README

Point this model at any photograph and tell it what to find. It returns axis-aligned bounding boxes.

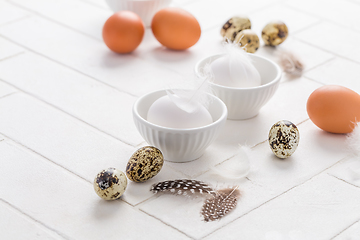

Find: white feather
[345,122,360,180]
[165,71,213,113]
[346,122,360,156]
[211,145,252,179]
[209,40,261,88]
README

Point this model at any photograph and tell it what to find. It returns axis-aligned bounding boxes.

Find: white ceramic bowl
[105,0,172,27]
[133,90,227,162]
[195,54,282,120]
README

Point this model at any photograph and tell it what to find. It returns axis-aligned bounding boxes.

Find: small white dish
[195,54,282,120]
[133,90,227,162]
[105,0,172,27]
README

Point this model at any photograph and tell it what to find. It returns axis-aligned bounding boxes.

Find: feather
[223,38,250,62]
[150,179,216,196]
[211,145,251,179]
[346,122,360,180]
[166,66,213,114]
[204,40,261,88]
[151,179,242,222]
[347,122,360,157]
[201,186,240,222]
[278,50,304,76]
[225,40,261,86]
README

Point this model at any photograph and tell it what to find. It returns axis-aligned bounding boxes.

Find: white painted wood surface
[1,0,360,239]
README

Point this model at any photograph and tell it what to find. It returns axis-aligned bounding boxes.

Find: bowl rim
[194,53,282,91]
[133,89,228,133]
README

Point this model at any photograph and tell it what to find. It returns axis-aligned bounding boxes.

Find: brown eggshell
[102,11,145,54]
[151,8,201,50]
[306,85,360,133]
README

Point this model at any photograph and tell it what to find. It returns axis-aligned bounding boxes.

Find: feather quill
[150,179,216,196]
[201,186,241,222]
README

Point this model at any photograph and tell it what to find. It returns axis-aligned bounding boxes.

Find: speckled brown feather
[151,180,241,222]
[201,187,240,222]
[150,179,216,196]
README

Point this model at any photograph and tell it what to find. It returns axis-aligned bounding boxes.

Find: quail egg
[268,120,299,159]
[126,146,164,182]
[234,29,260,53]
[261,21,288,46]
[94,168,127,200]
[221,16,251,42]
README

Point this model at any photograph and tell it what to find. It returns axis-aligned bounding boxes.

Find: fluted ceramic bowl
[133,90,227,162]
[195,54,282,120]
[105,0,172,27]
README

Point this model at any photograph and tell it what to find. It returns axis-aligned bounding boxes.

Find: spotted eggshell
[268,120,299,159]
[261,21,288,46]
[221,16,251,41]
[234,29,260,53]
[94,168,127,200]
[126,146,164,182]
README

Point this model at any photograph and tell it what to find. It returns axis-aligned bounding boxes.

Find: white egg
[147,95,213,129]
[210,55,261,88]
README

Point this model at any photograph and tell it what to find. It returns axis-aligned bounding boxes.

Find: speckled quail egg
[261,21,288,46]
[268,120,299,159]
[234,29,260,53]
[94,168,127,200]
[221,16,251,42]
[126,146,164,182]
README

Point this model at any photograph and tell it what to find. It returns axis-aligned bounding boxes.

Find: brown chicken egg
[307,85,360,133]
[102,11,145,54]
[151,8,201,50]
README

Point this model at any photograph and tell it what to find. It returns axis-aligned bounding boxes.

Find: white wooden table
[1,0,360,239]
